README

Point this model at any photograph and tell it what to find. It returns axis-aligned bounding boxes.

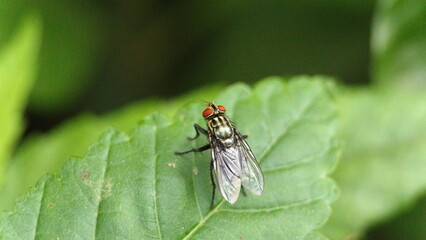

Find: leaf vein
[218,198,319,213]
[94,136,112,239]
[257,94,317,163]
[33,180,47,239]
[152,125,163,240]
[262,144,332,173]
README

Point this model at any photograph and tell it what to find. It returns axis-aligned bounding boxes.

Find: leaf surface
[0,86,220,210]
[0,77,339,239]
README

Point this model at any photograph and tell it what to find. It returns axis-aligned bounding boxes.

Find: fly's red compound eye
[202,107,214,118]
[218,105,226,113]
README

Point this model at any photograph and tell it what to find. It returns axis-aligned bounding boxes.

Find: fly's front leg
[175,124,209,155]
[174,144,211,155]
[187,123,208,140]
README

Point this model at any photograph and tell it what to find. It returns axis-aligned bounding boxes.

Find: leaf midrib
[152,125,163,240]
[33,180,47,239]
[94,134,113,239]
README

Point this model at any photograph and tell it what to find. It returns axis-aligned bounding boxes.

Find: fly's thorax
[208,115,234,147]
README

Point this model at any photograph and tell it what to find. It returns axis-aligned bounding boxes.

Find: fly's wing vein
[236,132,264,195]
[212,139,241,204]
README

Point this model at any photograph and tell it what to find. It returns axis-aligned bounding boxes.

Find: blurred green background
[1,0,374,127]
[0,0,425,239]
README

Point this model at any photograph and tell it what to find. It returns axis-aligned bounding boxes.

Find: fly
[175,102,264,208]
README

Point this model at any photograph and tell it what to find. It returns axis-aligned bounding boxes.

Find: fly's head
[202,102,226,119]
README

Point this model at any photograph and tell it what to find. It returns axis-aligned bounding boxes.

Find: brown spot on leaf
[344,234,360,240]
[80,170,93,187]
[80,170,90,180]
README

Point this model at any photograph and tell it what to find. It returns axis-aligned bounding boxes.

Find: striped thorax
[208,116,234,147]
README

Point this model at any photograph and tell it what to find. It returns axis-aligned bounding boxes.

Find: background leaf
[322,88,426,239]
[0,0,105,114]
[371,0,426,88]
[0,77,339,239]
[0,14,41,185]
[321,0,426,238]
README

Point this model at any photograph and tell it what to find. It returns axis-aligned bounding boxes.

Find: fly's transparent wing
[236,133,264,195]
[212,140,242,204]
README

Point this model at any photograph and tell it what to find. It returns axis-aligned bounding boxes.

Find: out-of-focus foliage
[0,0,105,114]
[371,0,426,88]
[322,88,426,239]
[321,0,426,238]
[29,0,105,113]
[90,0,372,110]
[366,195,426,240]
[181,1,373,86]
[2,0,375,116]
[0,15,41,185]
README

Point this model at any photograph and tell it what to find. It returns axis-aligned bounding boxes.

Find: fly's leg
[210,160,216,209]
[242,135,248,139]
[241,186,247,197]
[188,123,208,140]
[175,124,209,155]
[174,144,211,155]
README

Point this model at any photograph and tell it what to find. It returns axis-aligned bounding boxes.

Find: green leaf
[0,85,221,211]
[371,0,426,88]
[0,14,41,184]
[0,77,339,239]
[322,88,426,239]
